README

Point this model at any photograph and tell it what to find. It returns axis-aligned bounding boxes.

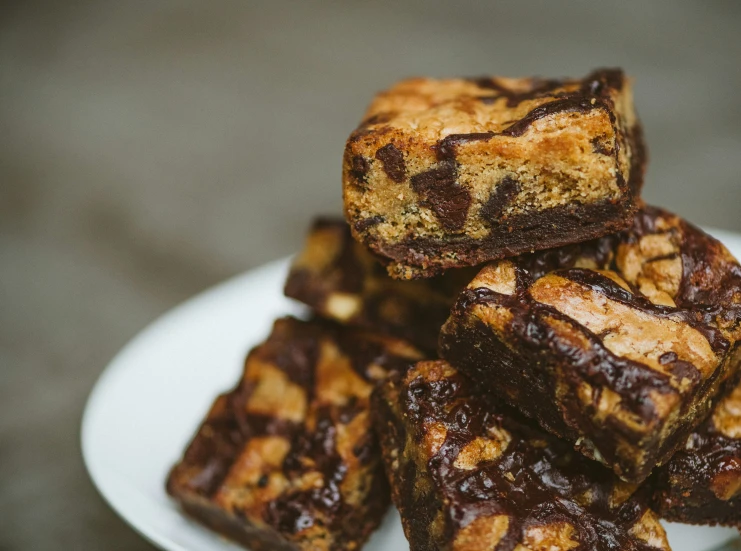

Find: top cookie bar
[344,68,645,279]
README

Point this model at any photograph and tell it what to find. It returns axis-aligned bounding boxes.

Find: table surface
[1,1,740,549]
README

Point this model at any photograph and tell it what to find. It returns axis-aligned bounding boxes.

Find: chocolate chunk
[353,215,383,233]
[343,68,643,278]
[591,135,614,155]
[374,143,406,183]
[480,177,522,222]
[349,155,370,185]
[410,162,471,231]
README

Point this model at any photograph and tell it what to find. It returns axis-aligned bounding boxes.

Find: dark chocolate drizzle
[503,96,609,137]
[406,69,626,235]
[455,285,678,418]
[267,405,347,535]
[470,76,567,107]
[440,205,741,482]
[556,268,729,356]
[168,317,417,550]
[389,364,658,550]
[443,69,623,150]
[470,68,623,108]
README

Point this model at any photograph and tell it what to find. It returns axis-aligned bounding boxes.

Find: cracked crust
[166,317,423,551]
[440,205,741,483]
[284,218,473,351]
[373,360,670,551]
[344,68,645,279]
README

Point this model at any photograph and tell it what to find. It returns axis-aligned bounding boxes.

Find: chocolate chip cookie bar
[373,360,671,550]
[440,205,741,483]
[166,317,422,551]
[284,218,472,351]
[653,376,741,526]
[344,68,645,279]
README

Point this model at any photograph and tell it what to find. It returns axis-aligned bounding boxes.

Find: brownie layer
[285,217,472,351]
[374,199,633,279]
[440,205,741,483]
[373,360,670,550]
[167,317,422,551]
[344,68,645,279]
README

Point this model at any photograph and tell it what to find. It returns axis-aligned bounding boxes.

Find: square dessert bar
[344,68,645,279]
[440,205,741,483]
[167,317,422,551]
[373,360,670,551]
[284,217,473,352]
[653,377,741,526]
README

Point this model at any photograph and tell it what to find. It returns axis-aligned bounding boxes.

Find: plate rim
[81,256,292,551]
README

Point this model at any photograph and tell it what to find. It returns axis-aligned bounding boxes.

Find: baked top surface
[284,217,472,351]
[375,360,670,550]
[343,68,644,278]
[166,316,422,550]
[354,69,632,144]
[440,205,741,481]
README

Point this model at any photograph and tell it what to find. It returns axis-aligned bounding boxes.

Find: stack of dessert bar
[168,69,741,550]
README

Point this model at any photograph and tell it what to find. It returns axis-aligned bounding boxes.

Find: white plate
[83,230,741,551]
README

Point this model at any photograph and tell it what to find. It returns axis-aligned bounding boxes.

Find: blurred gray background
[1,1,740,550]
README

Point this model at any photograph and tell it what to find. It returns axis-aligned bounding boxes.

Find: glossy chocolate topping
[440,205,741,482]
[375,361,666,550]
[454,285,679,419]
[437,69,623,156]
[168,317,422,551]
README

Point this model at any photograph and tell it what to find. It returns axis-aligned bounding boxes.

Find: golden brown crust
[440,205,741,483]
[167,317,423,551]
[373,360,671,551]
[344,69,645,278]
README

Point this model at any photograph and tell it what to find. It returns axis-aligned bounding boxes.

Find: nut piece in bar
[284,217,472,351]
[440,205,741,483]
[344,68,645,279]
[167,316,423,551]
[653,376,741,526]
[373,360,671,551]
